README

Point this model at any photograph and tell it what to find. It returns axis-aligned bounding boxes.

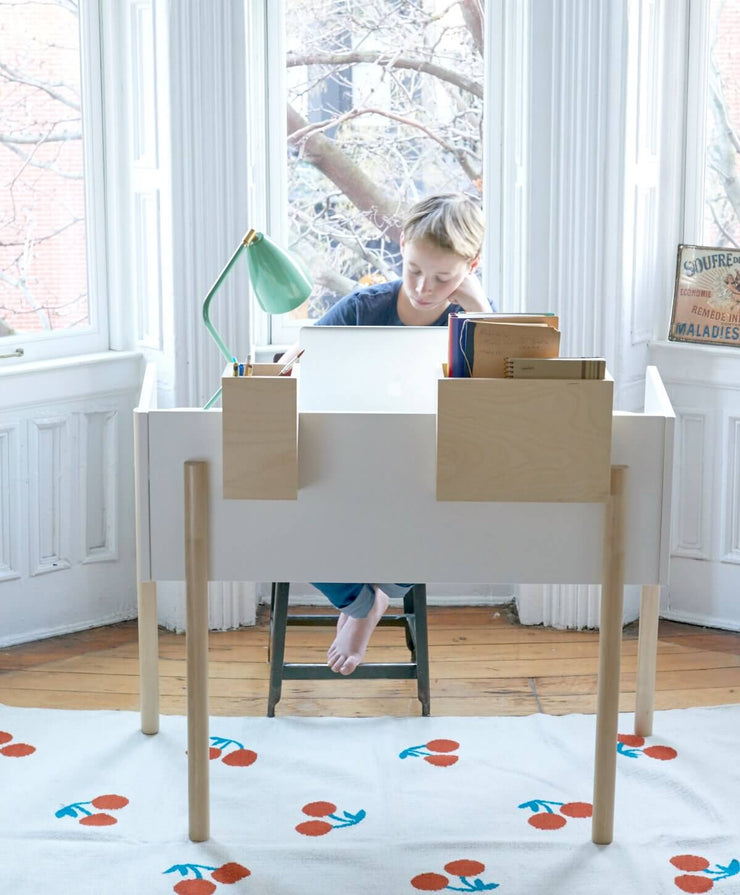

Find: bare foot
[327,587,390,675]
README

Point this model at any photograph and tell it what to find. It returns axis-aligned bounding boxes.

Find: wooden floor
[0,605,738,717]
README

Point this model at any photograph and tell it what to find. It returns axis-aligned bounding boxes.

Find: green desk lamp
[202,228,312,408]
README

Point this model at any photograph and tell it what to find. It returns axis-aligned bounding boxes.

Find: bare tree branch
[0,129,81,144]
[290,105,480,182]
[459,0,484,56]
[287,51,482,98]
[287,103,403,242]
[1,139,83,179]
[0,61,80,112]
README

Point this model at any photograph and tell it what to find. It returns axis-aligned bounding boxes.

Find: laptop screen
[297,325,448,413]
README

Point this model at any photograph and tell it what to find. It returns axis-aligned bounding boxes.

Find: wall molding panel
[722,416,740,564]
[671,410,710,559]
[81,409,119,564]
[0,425,20,582]
[29,416,72,577]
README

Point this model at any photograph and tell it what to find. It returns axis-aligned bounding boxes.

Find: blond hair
[402,193,484,261]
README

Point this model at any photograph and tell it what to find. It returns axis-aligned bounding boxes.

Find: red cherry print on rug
[617,732,678,761]
[295,800,366,836]
[411,872,450,891]
[174,882,216,895]
[674,877,714,894]
[210,862,251,884]
[0,730,36,757]
[518,798,593,830]
[559,801,593,818]
[669,854,740,892]
[529,812,567,830]
[399,738,460,766]
[411,858,499,890]
[207,736,258,767]
[672,857,712,873]
[55,794,129,826]
[164,862,251,893]
[643,745,679,760]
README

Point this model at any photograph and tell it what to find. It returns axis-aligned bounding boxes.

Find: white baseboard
[0,609,139,649]
[659,608,740,633]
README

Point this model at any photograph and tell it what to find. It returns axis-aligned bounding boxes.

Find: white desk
[134,337,674,846]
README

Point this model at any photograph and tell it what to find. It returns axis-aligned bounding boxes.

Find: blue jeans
[311,582,416,618]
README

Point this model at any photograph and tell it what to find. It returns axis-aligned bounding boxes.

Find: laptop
[297,325,448,413]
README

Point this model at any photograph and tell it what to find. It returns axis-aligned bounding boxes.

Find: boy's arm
[449,273,491,312]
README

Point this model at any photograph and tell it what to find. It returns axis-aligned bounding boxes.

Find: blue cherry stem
[616,742,642,758]
[57,800,93,817]
[703,859,740,880]
[328,810,366,828]
[518,799,564,814]
[445,878,499,892]
[210,736,244,750]
[163,863,217,879]
[399,744,430,759]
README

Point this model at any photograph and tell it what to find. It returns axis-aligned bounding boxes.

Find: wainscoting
[0,352,143,646]
[651,341,740,631]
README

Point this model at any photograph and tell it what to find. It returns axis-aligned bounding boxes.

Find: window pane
[283,0,484,324]
[0,0,89,341]
[704,0,740,245]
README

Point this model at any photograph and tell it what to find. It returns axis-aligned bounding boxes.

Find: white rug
[1,703,738,894]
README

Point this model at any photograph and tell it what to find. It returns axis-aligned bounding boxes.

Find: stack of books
[448,312,605,379]
[448,312,561,378]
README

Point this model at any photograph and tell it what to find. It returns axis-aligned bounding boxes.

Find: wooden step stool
[267,582,431,717]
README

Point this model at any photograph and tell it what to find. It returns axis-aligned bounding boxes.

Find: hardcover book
[504,357,606,380]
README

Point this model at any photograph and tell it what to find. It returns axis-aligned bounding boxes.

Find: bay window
[247,0,490,348]
[0,0,109,363]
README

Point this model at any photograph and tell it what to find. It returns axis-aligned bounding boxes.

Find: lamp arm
[201,240,248,362]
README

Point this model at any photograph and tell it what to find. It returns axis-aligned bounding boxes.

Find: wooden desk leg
[185,460,210,842]
[635,584,660,737]
[592,465,627,845]
[137,580,159,735]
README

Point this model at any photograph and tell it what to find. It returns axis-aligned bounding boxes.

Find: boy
[305,193,490,675]
[315,192,489,327]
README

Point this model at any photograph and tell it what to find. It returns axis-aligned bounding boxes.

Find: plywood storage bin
[437,375,614,502]
[222,364,298,500]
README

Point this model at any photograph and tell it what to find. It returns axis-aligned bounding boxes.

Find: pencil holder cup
[221,365,298,500]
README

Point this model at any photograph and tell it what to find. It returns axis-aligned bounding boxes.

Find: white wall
[0,354,142,646]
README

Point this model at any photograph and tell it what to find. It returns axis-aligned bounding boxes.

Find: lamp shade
[246,232,312,314]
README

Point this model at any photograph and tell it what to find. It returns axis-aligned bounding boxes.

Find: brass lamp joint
[242,228,259,247]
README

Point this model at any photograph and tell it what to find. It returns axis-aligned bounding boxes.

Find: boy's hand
[450,273,489,312]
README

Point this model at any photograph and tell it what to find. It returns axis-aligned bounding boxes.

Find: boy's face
[400,236,476,314]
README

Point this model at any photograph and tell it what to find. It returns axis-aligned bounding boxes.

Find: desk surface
[136,366,673,585]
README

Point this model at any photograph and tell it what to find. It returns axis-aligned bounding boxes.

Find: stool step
[278,614,410,628]
[281,662,419,681]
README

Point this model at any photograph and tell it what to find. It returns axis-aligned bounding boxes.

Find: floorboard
[0,607,738,718]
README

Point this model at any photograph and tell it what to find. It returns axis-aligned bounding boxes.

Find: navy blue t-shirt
[315,279,461,327]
